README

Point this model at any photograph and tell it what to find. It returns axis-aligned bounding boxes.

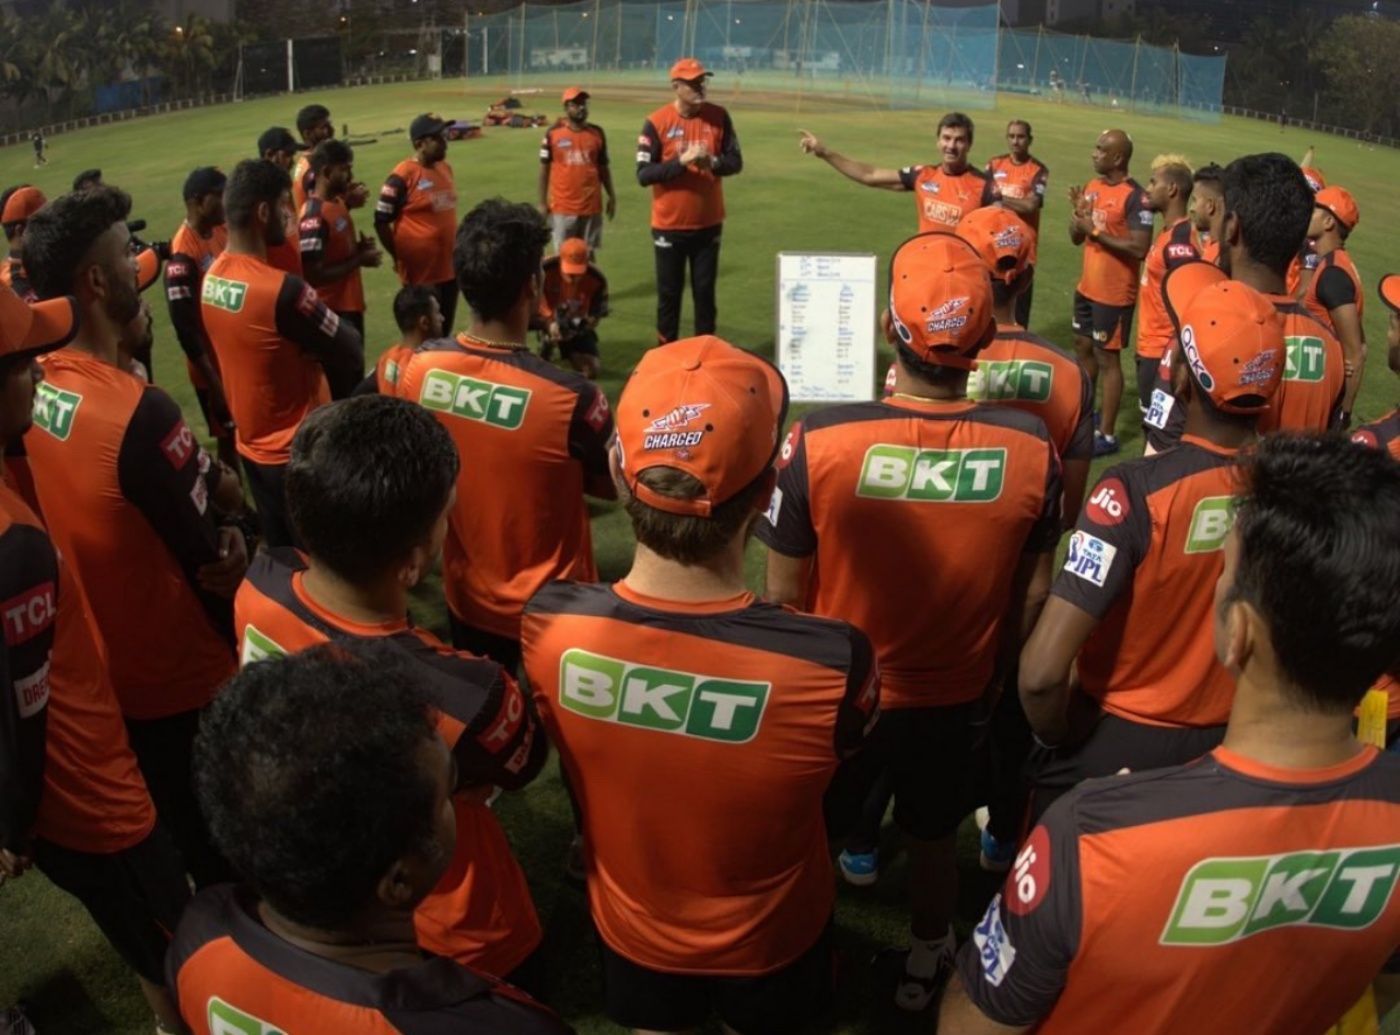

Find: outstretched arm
[798,130,906,190]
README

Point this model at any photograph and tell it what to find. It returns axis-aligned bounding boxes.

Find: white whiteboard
[776,252,878,403]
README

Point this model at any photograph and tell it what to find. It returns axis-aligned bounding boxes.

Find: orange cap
[559,237,589,276]
[957,206,1033,285]
[135,247,162,293]
[1314,185,1359,232]
[1163,261,1284,414]
[1,186,46,225]
[0,282,78,360]
[1379,274,1400,314]
[562,86,589,103]
[616,336,787,517]
[887,231,995,370]
[1301,165,1326,193]
[669,57,711,82]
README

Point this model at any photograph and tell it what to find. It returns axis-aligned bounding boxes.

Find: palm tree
[163,14,217,100]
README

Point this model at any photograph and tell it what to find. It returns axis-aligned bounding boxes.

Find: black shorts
[34,823,191,984]
[559,329,599,359]
[1071,291,1134,352]
[878,702,981,841]
[599,924,833,1034]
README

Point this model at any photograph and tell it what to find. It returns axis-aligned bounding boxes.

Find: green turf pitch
[2,78,1397,1033]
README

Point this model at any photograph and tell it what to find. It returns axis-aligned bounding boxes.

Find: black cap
[409,113,449,141]
[183,166,227,201]
[257,126,308,156]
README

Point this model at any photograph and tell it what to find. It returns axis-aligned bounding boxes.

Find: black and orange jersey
[201,251,359,465]
[291,153,315,212]
[985,153,1048,235]
[168,884,572,1035]
[1077,177,1153,306]
[0,257,35,302]
[637,102,741,231]
[957,746,1400,1034]
[758,398,1060,710]
[972,325,1093,463]
[537,257,609,335]
[1135,218,1200,360]
[1304,247,1364,330]
[397,335,613,640]
[299,195,365,314]
[1144,297,1346,451]
[234,549,547,977]
[523,580,878,975]
[1353,409,1400,462]
[375,158,457,285]
[26,349,235,720]
[374,342,415,396]
[540,120,610,217]
[1052,437,1243,727]
[898,164,996,232]
[1200,236,1220,266]
[0,481,155,856]
[166,221,229,386]
[1287,239,1320,297]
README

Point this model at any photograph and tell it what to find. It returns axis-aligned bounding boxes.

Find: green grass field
[1,76,1397,1033]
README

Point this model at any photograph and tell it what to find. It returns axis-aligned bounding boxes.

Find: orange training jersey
[1077,176,1153,306]
[637,102,741,231]
[168,885,571,1035]
[233,549,548,977]
[971,325,1094,463]
[1304,247,1364,331]
[758,399,1060,709]
[1135,218,1200,360]
[523,580,879,975]
[898,163,996,233]
[985,154,1048,235]
[1053,437,1243,727]
[201,252,341,466]
[375,158,457,285]
[374,342,415,396]
[0,481,155,855]
[959,746,1400,1035]
[298,195,365,314]
[165,221,229,390]
[540,120,609,217]
[26,350,236,719]
[397,335,614,640]
[538,257,609,328]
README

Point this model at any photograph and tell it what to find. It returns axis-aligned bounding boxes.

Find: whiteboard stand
[775,252,879,404]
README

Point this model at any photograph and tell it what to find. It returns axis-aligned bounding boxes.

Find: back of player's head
[195,641,448,929]
[310,138,353,173]
[393,284,438,333]
[1151,154,1193,197]
[287,395,460,584]
[296,103,331,135]
[937,111,974,143]
[1221,153,1312,277]
[23,185,132,300]
[886,231,995,380]
[453,198,550,321]
[72,168,102,192]
[1228,433,1400,712]
[223,159,291,231]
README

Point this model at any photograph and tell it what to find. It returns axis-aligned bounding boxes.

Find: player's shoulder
[388,628,507,694]
[245,546,305,595]
[300,196,325,219]
[644,102,674,125]
[963,164,991,182]
[799,400,897,435]
[985,152,1011,168]
[1046,753,1225,842]
[994,328,1081,370]
[1028,154,1049,174]
[1278,299,1342,345]
[963,399,1054,443]
[525,578,614,619]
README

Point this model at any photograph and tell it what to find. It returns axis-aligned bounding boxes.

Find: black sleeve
[636,121,686,187]
[1127,186,1155,234]
[754,421,818,557]
[834,625,880,757]
[596,126,610,167]
[374,173,408,226]
[980,173,998,206]
[298,206,329,264]
[712,110,743,177]
[164,252,212,363]
[897,166,920,191]
[1066,368,1095,461]
[588,270,610,319]
[1024,443,1063,553]
[0,523,57,853]
[567,382,614,480]
[1315,265,1358,311]
[273,275,364,399]
[350,372,379,396]
[538,131,552,166]
[116,389,234,645]
[1050,466,1148,618]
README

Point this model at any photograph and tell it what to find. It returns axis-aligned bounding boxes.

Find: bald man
[1067,129,1153,456]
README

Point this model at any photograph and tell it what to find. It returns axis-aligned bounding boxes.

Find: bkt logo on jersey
[419,369,532,430]
[202,275,248,313]
[559,649,770,744]
[857,445,1006,503]
[32,382,82,441]
[240,625,288,666]
[207,996,286,1035]
[1185,496,1233,554]
[974,359,1053,402]
[1284,335,1327,382]
[1161,844,1400,946]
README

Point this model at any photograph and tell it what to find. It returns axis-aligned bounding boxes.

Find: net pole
[1129,34,1140,113]
[517,2,526,82]
[1075,33,1087,99]
[1032,25,1042,90]
[591,0,601,79]
[285,38,294,93]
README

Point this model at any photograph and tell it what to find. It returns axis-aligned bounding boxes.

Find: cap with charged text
[887,231,996,369]
[1163,261,1284,414]
[257,127,307,157]
[617,336,788,517]
[0,282,78,360]
[1314,185,1359,233]
[559,237,589,276]
[409,113,450,141]
[1,186,46,226]
[562,87,589,103]
[182,166,227,202]
[957,206,1033,286]
[669,58,711,82]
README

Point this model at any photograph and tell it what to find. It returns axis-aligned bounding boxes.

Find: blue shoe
[979,827,1016,873]
[838,848,879,887]
[1093,430,1120,457]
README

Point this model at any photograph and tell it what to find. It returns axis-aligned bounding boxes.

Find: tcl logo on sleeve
[584,390,611,432]
[2,582,56,646]
[1006,824,1051,916]
[478,686,528,772]
[160,420,196,469]
[1085,477,1129,526]
[1166,243,1196,260]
